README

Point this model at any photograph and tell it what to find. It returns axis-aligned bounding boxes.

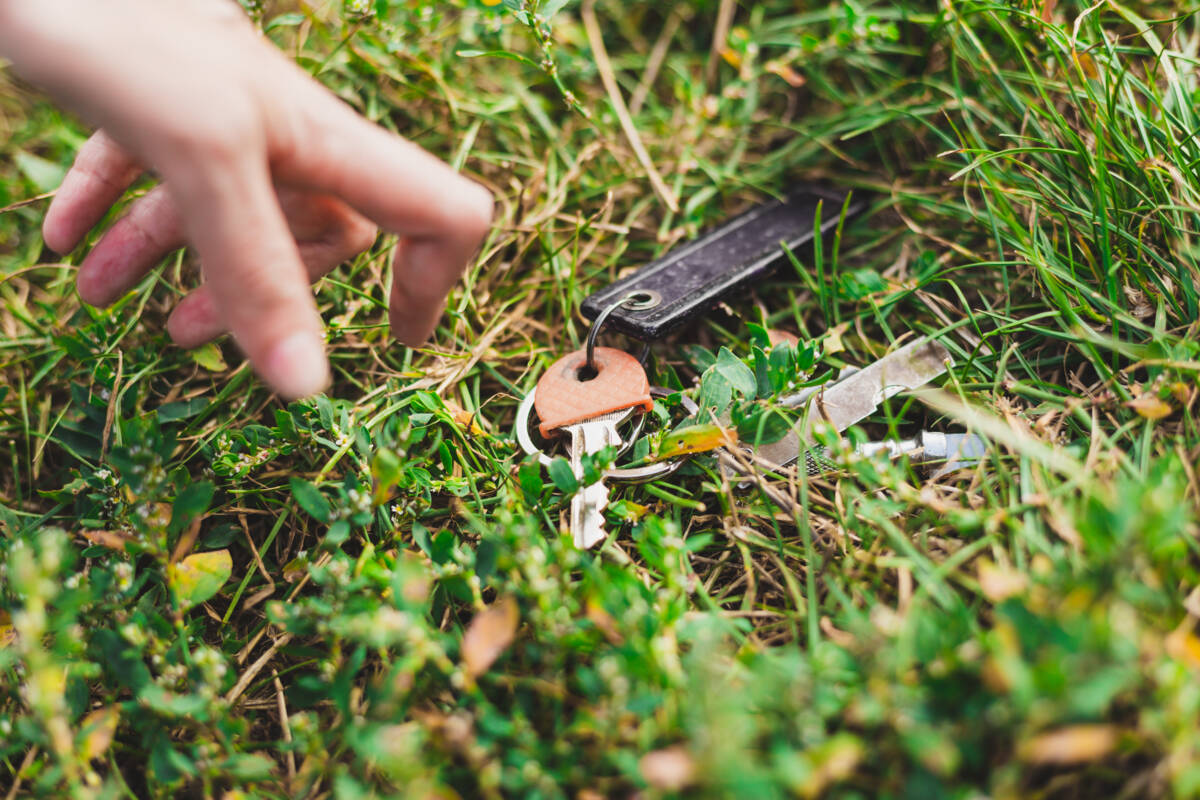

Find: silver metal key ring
[584,291,657,375]
[514,386,698,483]
[514,390,558,470]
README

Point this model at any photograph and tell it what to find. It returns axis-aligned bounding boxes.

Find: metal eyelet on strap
[584,291,656,374]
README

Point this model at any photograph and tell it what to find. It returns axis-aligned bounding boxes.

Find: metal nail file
[753,337,953,468]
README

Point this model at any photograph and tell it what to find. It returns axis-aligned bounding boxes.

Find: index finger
[286,101,493,343]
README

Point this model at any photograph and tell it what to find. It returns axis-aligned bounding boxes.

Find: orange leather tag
[535,347,653,438]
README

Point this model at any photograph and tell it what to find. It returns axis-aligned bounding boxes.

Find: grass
[2,0,1200,796]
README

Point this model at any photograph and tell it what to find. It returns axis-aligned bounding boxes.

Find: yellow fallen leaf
[977,559,1028,602]
[795,734,864,799]
[167,549,233,612]
[79,706,120,761]
[609,500,649,523]
[445,401,485,436]
[823,322,850,356]
[640,746,694,792]
[462,596,518,678]
[656,424,737,460]
[1127,394,1172,420]
[189,342,228,372]
[0,609,14,648]
[1073,50,1099,80]
[1018,724,1119,765]
[1166,626,1200,669]
[1171,382,1192,406]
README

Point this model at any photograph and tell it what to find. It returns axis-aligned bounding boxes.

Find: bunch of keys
[515,186,985,549]
[514,297,698,549]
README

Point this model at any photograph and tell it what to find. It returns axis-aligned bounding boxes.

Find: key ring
[515,386,698,484]
[585,291,657,374]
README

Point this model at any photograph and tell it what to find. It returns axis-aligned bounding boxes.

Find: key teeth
[571,491,610,549]
[575,527,607,549]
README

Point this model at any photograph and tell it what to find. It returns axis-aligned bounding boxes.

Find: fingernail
[265,331,330,399]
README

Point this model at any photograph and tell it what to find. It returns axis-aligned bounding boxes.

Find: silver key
[560,407,634,548]
[532,345,654,548]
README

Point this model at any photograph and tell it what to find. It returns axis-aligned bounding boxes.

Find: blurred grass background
[3,0,1200,797]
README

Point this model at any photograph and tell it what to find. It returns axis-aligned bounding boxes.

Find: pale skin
[0,0,494,399]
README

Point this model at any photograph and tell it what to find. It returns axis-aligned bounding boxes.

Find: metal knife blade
[753,338,953,468]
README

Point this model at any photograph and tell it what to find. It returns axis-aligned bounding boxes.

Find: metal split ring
[515,386,698,484]
[584,291,658,374]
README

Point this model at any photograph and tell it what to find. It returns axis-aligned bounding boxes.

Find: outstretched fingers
[168,192,377,348]
[44,131,142,254]
[80,187,376,311]
[291,102,493,344]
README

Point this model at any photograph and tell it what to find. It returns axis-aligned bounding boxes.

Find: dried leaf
[79,706,120,761]
[1047,507,1084,549]
[1123,284,1153,319]
[445,400,484,435]
[978,559,1028,602]
[167,550,233,612]
[766,328,800,348]
[82,529,134,551]
[1166,627,1200,669]
[1018,725,1119,765]
[462,596,519,678]
[1126,394,1172,420]
[765,59,806,87]
[639,746,694,792]
[412,709,474,750]
[281,556,309,583]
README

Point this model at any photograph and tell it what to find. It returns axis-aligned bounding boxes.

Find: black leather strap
[581,185,867,340]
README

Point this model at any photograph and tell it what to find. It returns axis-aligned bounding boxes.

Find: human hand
[0,0,493,398]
